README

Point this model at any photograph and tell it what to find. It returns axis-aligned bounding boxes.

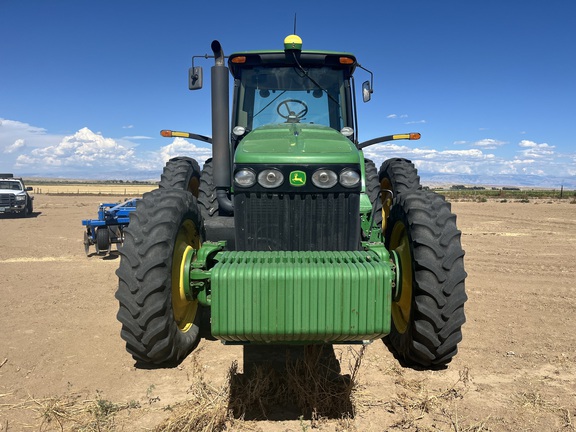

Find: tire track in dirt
[0,256,80,263]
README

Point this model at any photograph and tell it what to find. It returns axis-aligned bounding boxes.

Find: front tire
[384,190,467,368]
[19,203,31,218]
[115,188,204,365]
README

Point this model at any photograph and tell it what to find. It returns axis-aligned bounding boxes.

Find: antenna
[293,13,297,34]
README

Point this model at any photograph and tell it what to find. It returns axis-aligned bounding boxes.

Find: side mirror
[26,187,33,191]
[362,80,372,103]
[189,66,203,90]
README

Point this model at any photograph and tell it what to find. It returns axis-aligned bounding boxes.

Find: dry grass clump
[232,345,364,423]
[153,354,231,432]
[383,367,492,431]
[511,384,575,431]
[16,392,139,431]
[155,345,366,431]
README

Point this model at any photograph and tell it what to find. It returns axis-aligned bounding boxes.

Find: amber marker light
[161,130,192,138]
[172,131,190,138]
[339,56,354,65]
[409,133,421,140]
[231,56,246,64]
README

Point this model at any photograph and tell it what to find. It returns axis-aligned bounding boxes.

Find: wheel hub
[171,220,200,332]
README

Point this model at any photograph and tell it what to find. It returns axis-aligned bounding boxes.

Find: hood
[234,124,360,165]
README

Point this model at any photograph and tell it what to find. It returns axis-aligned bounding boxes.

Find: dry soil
[0,194,575,431]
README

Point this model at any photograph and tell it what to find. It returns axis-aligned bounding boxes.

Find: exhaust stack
[210,40,233,213]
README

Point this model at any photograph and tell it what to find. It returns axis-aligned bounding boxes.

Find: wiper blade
[253,90,286,119]
[291,51,340,106]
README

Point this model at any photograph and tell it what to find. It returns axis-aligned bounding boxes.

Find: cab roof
[228,50,358,79]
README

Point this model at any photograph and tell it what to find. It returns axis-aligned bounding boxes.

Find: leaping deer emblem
[290,171,306,186]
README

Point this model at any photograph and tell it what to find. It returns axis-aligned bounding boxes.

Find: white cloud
[159,138,212,165]
[15,127,136,169]
[4,139,25,153]
[0,120,215,179]
[517,140,555,158]
[405,120,426,125]
[0,118,61,151]
[472,138,507,149]
[122,135,153,140]
[387,114,397,119]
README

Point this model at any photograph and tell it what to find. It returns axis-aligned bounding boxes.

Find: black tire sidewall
[378,158,421,196]
[116,188,204,365]
[158,157,201,196]
[96,227,110,253]
[384,190,467,368]
[364,158,383,230]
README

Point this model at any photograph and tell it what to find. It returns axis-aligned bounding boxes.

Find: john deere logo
[289,170,306,186]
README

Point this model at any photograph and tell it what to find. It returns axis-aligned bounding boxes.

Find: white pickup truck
[0,174,34,217]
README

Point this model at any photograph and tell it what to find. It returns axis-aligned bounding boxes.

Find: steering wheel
[277,99,308,123]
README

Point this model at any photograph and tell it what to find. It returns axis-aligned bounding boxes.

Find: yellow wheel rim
[380,178,393,232]
[390,221,413,334]
[171,219,200,332]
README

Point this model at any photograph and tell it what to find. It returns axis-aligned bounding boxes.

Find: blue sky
[1,0,575,187]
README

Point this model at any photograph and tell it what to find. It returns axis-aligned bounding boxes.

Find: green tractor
[115,35,467,369]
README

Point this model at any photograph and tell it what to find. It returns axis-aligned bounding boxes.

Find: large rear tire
[384,190,467,368]
[115,188,204,365]
[379,158,421,232]
[378,158,421,195]
[158,157,201,196]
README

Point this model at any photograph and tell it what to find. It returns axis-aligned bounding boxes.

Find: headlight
[15,194,26,201]
[312,169,338,189]
[258,169,284,188]
[234,168,256,187]
[340,126,354,137]
[339,169,361,188]
[232,126,246,137]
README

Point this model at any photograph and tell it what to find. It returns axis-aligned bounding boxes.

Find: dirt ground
[1,194,575,431]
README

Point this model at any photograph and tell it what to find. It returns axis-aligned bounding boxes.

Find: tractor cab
[228,35,358,144]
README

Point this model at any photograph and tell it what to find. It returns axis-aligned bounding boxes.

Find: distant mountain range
[419,173,576,190]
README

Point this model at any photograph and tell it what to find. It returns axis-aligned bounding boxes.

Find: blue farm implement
[82,198,139,256]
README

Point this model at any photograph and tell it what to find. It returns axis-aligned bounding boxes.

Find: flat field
[0,193,575,431]
[26,183,157,196]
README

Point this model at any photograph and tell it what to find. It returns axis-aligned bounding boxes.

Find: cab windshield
[234,66,349,131]
[0,181,22,191]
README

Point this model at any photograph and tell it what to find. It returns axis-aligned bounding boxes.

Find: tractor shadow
[228,344,356,421]
[84,250,120,260]
[380,338,449,371]
[0,211,42,219]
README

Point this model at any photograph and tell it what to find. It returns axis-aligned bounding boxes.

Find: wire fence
[30,184,157,196]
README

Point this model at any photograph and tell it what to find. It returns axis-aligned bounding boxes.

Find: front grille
[0,194,15,206]
[234,192,360,251]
